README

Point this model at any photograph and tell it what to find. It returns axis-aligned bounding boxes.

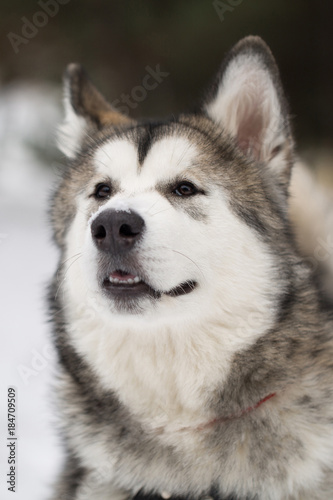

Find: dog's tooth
[109,277,119,284]
[109,275,142,285]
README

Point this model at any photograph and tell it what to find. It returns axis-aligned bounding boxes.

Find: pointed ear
[203,36,294,187]
[58,63,132,158]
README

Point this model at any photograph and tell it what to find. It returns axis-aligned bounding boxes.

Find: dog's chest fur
[64,292,275,432]
[57,353,333,500]
[55,272,333,500]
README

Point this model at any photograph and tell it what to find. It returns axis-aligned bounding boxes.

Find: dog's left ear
[203,36,293,188]
[58,64,132,158]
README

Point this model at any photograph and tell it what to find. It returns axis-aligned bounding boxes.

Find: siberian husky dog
[49,36,333,500]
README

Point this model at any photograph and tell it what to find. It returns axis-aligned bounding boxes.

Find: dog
[49,36,333,500]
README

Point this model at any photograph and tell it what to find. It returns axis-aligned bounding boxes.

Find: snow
[113,198,132,213]
[0,83,64,499]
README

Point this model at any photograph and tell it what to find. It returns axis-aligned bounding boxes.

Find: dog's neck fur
[52,254,331,431]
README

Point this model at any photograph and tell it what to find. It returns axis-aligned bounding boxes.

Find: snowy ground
[0,84,64,499]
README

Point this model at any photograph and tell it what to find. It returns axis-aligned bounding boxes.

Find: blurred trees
[1,0,333,148]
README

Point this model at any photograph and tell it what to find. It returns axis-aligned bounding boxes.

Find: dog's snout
[91,209,145,254]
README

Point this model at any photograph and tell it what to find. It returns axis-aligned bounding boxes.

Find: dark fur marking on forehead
[137,119,178,166]
[137,123,154,165]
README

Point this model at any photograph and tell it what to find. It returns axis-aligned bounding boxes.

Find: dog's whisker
[94,157,114,171]
[150,207,173,217]
[56,252,82,283]
[146,198,161,215]
[55,254,83,300]
[61,252,82,267]
[169,248,205,279]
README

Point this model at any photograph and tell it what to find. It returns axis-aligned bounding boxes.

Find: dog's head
[52,36,294,329]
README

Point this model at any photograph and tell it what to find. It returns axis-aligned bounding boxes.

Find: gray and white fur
[49,36,333,500]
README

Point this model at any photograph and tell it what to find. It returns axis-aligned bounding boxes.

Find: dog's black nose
[91,209,145,254]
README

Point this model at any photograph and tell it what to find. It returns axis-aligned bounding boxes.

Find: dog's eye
[173,182,198,197]
[94,183,111,199]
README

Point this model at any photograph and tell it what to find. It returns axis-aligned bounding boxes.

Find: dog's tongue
[110,270,137,280]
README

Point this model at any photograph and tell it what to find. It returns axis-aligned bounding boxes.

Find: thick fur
[49,37,333,500]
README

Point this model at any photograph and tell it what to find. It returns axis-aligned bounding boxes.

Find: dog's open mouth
[102,269,197,300]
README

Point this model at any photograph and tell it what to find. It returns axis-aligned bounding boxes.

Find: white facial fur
[59,135,281,433]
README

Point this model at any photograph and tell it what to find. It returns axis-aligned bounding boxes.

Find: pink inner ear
[236,97,265,161]
[205,58,285,165]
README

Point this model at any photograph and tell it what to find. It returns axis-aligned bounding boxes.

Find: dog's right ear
[58,64,132,158]
[202,36,294,190]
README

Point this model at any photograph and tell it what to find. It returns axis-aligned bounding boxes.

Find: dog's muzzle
[90,208,197,311]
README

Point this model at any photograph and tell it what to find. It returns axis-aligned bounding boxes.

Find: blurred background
[1,0,333,145]
[0,1,332,499]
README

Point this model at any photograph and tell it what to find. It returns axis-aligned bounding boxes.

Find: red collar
[154,393,276,435]
[195,392,276,431]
